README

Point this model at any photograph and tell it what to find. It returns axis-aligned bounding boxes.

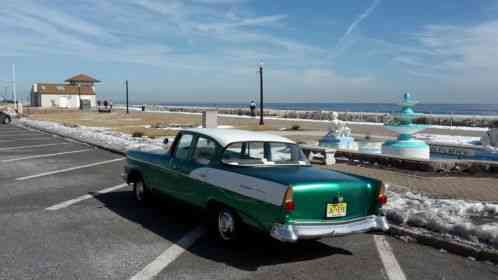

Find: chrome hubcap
[135,182,144,201]
[218,211,235,240]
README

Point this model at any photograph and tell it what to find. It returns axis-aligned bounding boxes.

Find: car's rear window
[222,141,308,166]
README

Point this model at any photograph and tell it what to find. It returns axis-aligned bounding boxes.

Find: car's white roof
[183,128,295,147]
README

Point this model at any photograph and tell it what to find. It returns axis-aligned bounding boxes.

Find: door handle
[199,173,207,178]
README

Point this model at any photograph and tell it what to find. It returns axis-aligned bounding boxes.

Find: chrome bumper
[270,215,389,242]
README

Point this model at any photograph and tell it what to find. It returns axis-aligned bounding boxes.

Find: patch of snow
[18,118,167,153]
[415,133,482,146]
[484,146,498,152]
[384,191,498,249]
[156,127,183,131]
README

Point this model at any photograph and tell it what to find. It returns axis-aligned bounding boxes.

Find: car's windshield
[222,141,308,166]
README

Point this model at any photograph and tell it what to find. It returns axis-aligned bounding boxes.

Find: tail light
[377,182,388,205]
[283,186,295,212]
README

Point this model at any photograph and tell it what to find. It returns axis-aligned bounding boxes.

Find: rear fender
[206,198,272,232]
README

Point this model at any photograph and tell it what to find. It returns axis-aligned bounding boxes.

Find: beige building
[31,74,100,108]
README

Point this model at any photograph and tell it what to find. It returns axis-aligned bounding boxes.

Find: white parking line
[16,158,125,181]
[2,149,93,163]
[129,226,206,280]
[0,137,55,142]
[46,183,128,210]
[0,142,70,151]
[374,235,407,280]
[0,133,45,137]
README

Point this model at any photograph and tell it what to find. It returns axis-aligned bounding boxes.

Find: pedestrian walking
[250,100,256,117]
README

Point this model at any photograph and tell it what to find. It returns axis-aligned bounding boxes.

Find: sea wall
[139,105,498,128]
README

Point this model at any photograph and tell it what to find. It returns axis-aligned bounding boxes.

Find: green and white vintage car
[123,128,389,242]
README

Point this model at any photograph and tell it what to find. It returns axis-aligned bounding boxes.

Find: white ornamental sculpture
[319,112,357,150]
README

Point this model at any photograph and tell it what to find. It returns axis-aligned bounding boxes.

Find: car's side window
[247,142,265,159]
[269,143,292,162]
[223,143,242,162]
[222,142,267,164]
[192,136,217,165]
[174,134,194,160]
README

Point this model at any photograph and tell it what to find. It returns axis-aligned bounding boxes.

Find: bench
[300,145,336,165]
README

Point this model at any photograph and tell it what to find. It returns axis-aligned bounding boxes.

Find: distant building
[31,74,101,108]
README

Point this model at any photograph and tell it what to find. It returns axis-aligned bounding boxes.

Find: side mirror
[163,138,169,145]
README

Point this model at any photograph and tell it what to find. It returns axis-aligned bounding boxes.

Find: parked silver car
[0,111,12,124]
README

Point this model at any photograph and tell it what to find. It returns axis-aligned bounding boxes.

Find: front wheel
[132,179,149,205]
[2,117,11,124]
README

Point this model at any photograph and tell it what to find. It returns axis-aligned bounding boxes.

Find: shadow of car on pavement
[93,189,353,271]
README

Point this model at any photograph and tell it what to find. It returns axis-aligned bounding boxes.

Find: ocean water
[157,102,498,116]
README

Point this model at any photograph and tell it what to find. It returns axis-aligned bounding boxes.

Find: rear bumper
[270,215,389,242]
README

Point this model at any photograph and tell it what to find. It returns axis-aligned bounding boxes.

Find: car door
[182,135,219,206]
[158,132,195,200]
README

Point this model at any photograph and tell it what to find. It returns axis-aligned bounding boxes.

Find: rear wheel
[2,116,11,124]
[215,207,240,242]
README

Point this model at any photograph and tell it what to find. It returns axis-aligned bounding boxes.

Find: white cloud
[1,0,379,102]
[393,20,498,79]
[2,0,116,42]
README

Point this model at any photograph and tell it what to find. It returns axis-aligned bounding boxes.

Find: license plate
[326,203,347,218]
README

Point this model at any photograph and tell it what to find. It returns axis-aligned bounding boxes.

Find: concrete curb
[388,224,498,264]
[14,121,127,156]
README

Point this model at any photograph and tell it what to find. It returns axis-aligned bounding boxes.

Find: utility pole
[258,62,264,125]
[125,80,129,114]
[78,84,81,110]
[12,64,17,110]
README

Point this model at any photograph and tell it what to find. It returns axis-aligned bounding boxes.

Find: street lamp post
[125,80,129,114]
[12,64,16,110]
[258,62,264,125]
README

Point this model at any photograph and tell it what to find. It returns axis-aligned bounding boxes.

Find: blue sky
[1,0,498,104]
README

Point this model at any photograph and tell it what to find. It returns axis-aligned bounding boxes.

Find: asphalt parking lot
[0,124,497,280]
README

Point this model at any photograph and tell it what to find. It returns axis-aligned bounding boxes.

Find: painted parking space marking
[0,130,33,133]
[0,133,46,136]
[0,137,55,142]
[374,235,407,280]
[0,135,47,139]
[63,137,90,145]
[46,183,128,210]
[0,142,70,151]
[129,226,206,280]
[16,157,125,181]
[2,149,93,163]
[0,130,47,134]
